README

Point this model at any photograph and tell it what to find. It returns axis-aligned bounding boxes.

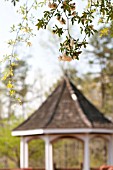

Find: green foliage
[53,138,83,168]
[4,0,113,62]
[35,0,112,61]
[86,24,113,115]
[36,0,98,61]
[2,1,37,103]
[90,137,108,167]
[29,140,45,168]
[2,58,30,107]
[0,116,24,168]
[2,0,113,99]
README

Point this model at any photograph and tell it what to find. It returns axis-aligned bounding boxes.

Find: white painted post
[20,137,24,168]
[50,143,53,170]
[83,135,90,170]
[108,135,113,165]
[20,137,29,168]
[24,139,28,168]
[45,136,53,170]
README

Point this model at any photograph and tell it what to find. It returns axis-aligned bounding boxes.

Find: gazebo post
[108,135,113,164]
[44,136,53,170]
[50,142,53,170]
[83,135,90,170]
[20,136,29,168]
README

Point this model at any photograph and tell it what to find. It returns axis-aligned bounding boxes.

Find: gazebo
[12,76,113,170]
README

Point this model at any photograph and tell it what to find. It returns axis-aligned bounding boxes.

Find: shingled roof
[13,77,113,133]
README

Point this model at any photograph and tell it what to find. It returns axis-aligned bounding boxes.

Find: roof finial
[63,69,68,79]
[64,73,77,100]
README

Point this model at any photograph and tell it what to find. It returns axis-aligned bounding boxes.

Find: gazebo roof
[12,77,113,136]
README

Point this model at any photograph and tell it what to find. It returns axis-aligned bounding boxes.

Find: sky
[0,0,96,89]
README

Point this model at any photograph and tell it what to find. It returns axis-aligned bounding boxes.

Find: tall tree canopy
[2,0,113,100]
[86,25,113,116]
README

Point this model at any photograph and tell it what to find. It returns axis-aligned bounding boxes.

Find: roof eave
[12,129,44,136]
[12,128,113,136]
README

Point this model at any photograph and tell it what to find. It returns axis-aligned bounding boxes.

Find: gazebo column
[83,135,90,170]
[44,136,53,170]
[108,135,113,164]
[20,136,29,168]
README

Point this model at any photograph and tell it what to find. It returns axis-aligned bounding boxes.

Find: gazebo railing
[0,169,88,170]
[2,166,113,170]
[0,169,100,170]
[55,168,99,170]
[56,168,81,170]
[0,168,100,170]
